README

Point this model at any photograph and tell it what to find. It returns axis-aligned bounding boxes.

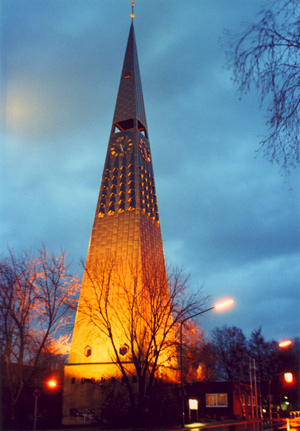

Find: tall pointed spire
[113,22,148,133]
[62,18,170,426]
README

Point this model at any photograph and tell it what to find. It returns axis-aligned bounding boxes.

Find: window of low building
[206,393,228,407]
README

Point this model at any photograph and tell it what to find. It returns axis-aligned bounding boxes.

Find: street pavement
[13,417,300,431]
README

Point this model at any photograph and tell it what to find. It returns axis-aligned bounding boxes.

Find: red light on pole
[47,379,57,388]
[284,373,293,383]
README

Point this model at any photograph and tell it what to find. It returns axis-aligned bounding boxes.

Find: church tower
[62,17,172,426]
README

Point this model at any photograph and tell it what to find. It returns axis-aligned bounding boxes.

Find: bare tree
[212,325,249,418]
[225,0,300,172]
[248,327,280,412]
[78,256,209,423]
[181,320,206,383]
[181,321,218,383]
[0,247,80,426]
[211,325,248,382]
[248,327,279,381]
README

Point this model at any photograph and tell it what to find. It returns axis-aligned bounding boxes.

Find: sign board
[33,389,41,398]
[189,399,198,410]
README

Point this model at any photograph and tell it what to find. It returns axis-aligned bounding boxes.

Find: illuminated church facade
[62,17,175,425]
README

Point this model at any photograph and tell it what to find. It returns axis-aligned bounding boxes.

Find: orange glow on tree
[0,246,81,424]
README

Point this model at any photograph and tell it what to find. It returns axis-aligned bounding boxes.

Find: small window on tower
[119,344,129,356]
[138,120,148,139]
[119,201,125,212]
[129,201,135,210]
[114,118,134,132]
[84,346,92,357]
[128,166,134,175]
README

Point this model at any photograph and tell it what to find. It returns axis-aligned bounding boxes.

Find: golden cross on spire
[130,0,135,19]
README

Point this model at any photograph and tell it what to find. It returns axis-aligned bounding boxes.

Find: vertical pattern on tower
[68,21,166,366]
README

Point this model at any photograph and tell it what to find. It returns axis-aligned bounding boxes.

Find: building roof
[112,22,148,132]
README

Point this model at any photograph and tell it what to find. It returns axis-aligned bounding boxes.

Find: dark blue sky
[1,0,300,344]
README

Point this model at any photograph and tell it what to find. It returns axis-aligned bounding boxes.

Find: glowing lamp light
[279,340,292,348]
[284,373,293,383]
[215,299,234,310]
[47,380,57,388]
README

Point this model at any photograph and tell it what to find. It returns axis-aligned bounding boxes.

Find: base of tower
[62,362,134,426]
[62,361,180,426]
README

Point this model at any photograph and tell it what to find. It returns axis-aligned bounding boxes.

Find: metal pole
[249,357,254,419]
[180,322,185,428]
[33,395,38,431]
[254,359,258,418]
[268,379,272,422]
[180,306,215,427]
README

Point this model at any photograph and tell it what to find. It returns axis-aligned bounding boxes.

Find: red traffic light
[284,373,293,383]
[47,379,57,388]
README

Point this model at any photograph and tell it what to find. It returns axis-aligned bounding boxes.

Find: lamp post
[33,389,41,431]
[268,372,293,421]
[180,299,233,427]
[279,339,300,411]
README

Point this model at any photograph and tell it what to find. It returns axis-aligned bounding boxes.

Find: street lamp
[268,339,297,421]
[180,299,233,427]
[278,339,300,411]
[47,379,57,389]
[268,372,294,421]
[279,340,292,348]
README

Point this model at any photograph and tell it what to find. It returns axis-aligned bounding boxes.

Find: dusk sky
[1,0,300,345]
